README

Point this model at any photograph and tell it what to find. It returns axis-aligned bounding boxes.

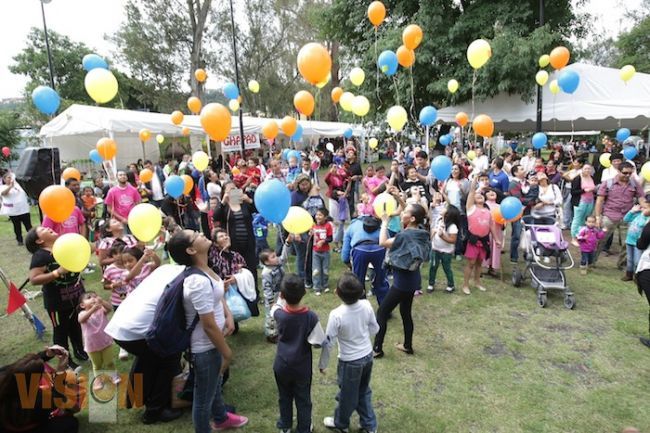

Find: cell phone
[229,188,243,205]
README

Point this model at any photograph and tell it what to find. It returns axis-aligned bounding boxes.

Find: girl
[356,192,373,217]
[483,188,504,278]
[97,218,139,267]
[120,247,161,292]
[102,242,128,310]
[428,205,460,293]
[324,164,350,252]
[78,292,119,390]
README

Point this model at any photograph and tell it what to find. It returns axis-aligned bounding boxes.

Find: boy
[319,272,379,433]
[271,274,325,433]
[260,244,290,343]
[252,212,270,266]
[312,208,334,295]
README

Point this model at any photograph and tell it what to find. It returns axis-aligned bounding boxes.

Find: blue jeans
[581,251,595,266]
[274,371,312,433]
[510,219,522,262]
[334,353,377,432]
[291,234,309,282]
[627,244,642,273]
[351,244,389,304]
[192,349,227,433]
[312,251,330,292]
[571,201,594,238]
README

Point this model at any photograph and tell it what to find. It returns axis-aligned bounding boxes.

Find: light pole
[228,0,246,158]
[535,0,544,156]
[39,0,56,90]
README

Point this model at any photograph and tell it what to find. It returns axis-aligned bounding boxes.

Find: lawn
[0,206,649,433]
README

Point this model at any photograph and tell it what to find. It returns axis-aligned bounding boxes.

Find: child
[120,247,161,292]
[319,272,379,433]
[81,186,98,220]
[576,215,605,275]
[429,192,447,225]
[302,184,326,219]
[428,205,460,293]
[78,292,119,390]
[260,244,290,343]
[271,274,325,433]
[623,202,650,280]
[483,188,504,278]
[286,156,300,185]
[252,212,270,264]
[356,192,373,217]
[312,208,333,295]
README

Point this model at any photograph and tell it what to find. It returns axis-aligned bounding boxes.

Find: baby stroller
[512,216,576,309]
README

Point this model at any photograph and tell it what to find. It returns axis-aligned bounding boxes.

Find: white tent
[437,63,650,133]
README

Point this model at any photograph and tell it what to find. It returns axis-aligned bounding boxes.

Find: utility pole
[536,0,544,157]
[228,0,246,158]
[40,0,56,90]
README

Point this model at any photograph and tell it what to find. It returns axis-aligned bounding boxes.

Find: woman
[440,164,469,256]
[1,172,32,245]
[206,170,222,203]
[561,158,582,229]
[570,163,596,243]
[167,230,248,432]
[97,218,139,267]
[26,227,87,369]
[289,174,313,286]
[531,172,562,222]
[324,164,350,252]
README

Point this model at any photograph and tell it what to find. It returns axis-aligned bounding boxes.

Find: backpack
[145,267,207,358]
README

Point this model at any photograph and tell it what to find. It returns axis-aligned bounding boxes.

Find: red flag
[7,281,26,314]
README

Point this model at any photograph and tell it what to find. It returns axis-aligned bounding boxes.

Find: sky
[0,0,643,100]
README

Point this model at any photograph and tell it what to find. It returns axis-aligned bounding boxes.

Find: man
[520,148,536,174]
[42,178,87,238]
[144,160,166,208]
[104,170,141,225]
[163,159,176,177]
[414,150,430,183]
[488,157,510,195]
[601,153,623,183]
[508,164,528,264]
[472,148,489,174]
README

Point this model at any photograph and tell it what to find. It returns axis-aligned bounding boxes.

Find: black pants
[9,212,32,243]
[200,212,211,237]
[114,339,181,412]
[274,371,312,433]
[637,270,650,334]
[30,415,79,433]
[48,307,83,355]
[373,287,415,353]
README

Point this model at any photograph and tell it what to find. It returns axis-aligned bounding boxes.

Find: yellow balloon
[352,95,370,117]
[282,206,314,234]
[620,65,636,83]
[549,80,560,95]
[535,70,549,86]
[368,138,378,149]
[350,67,365,87]
[316,73,331,89]
[387,105,408,131]
[339,92,355,112]
[52,233,91,273]
[466,39,492,69]
[467,150,477,161]
[128,203,163,242]
[248,79,260,93]
[228,99,240,112]
[192,151,209,171]
[156,134,165,144]
[373,193,397,216]
[84,69,119,104]
[538,54,550,68]
[447,79,459,94]
[599,153,611,169]
[641,162,650,182]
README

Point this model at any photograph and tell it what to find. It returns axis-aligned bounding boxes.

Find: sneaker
[119,347,129,360]
[640,337,650,349]
[305,284,313,289]
[323,416,349,433]
[92,377,104,392]
[315,291,322,296]
[73,347,89,362]
[111,373,121,385]
[324,288,330,293]
[67,359,83,374]
[445,286,455,293]
[365,275,370,281]
[360,428,378,433]
[414,290,423,296]
[279,429,291,433]
[213,412,249,430]
[426,285,434,293]
[83,268,95,274]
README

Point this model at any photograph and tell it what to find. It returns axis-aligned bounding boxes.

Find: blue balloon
[343,127,353,139]
[288,150,302,163]
[31,86,60,115]
[165,175,185,199]
[82,54,108,71]
[419,106,438,126]
[623,145,638,160]
[439,134,452,146]
[254,179,291,223]
[430,155,453,181]
[89,149,103,164]
[282,148,291,161]
[377,50,398,77]
[291,124,304,141]
[223,83,239,100]
[532,132,548,150]
[616,128,631,142]
[500,196,523,220]
[558,70,580,94]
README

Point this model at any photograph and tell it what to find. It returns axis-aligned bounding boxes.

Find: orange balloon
[331,87,343,103]
[139,128,151,142]
[182,126,191,136]
[187,96,202,114]
[402,24,423,50]
[62,167,80,181]
[171,110,184,125]
[139,169,153,183]
[182,175,194,195]
[455,112,469,127]
[549,46,570,70]
[96,137,117,160]
[194,68,207,83]
[39,185,75,223]
[294,90,315,116]
[491,206,506,225]
[367,1,386,27]
[473,114,494,137]
[262,121,279,140]
[297,43,331,85]
[396,45,415,68]
[200,103,231,142]
[280,116,298,136]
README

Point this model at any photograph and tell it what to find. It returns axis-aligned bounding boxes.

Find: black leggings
[9,212,32,243]
[373,287,415,353]
[637,270,650,334]
[48,307,83,355]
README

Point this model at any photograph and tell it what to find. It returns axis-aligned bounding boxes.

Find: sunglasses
[189,231,201,246]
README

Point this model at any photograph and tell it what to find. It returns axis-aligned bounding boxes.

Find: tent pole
[535,0,544,158]
[206,134,212,159]
[425,125,430,156]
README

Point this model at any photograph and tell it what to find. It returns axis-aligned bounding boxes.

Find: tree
[0,112,22,157]
[615,15,650,73]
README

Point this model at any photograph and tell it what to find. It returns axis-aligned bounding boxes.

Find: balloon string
[409,67,416,121]
[552,93,557,132]
[316,87,321,121]
[570,97,575,144]
[374,27,382,108]
[392,76,400,106]
[470,70,477,143]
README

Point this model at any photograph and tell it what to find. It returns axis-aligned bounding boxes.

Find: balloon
[616,128,631,142]
[599,153,611,169]
[89,150,102,164]
[288,150,302,163]
[246,80,259,94]
[52,233,90,273]
[368,138,378,149]
[62,167,81,181]
[538,54,550,68]
[281,149,291,161]
[84,68,118,104]
[223,83,239,100]
[297,43,332,85]
[447,79,459,94]
[373,193,397,216]
[620,65,636,83]
[641,162,650,182]
[558,69,580,94]
[326,142,334,152]
[282,206,314,234]
[430,155,453,181]
[254,179,291,223]
[387,106,408,131]
[535,70,549,86]
[316,73,331,89]
[350,67,365,86]
[396,45,415,68]
[455,111,469,127]
[491,207,506,225]
[293,90,315,116]
[156,134,165,144]
[473,114,494,137]
[96,137,116,160]
[82,54,108,71]
[377,50,398,76]
[440,134,453,146]
[187,96,202,114]
[623,146,638,160]
[352,95,370,117]
[367,1,386,27]
[127,203,162,242]
[532,132,548,149]
[291,124,304,141]
[194,69,207,83]
[165,175,185,199]
[171,110,184,125]
[339,92,355,112]
[500,196,524,220]
[228,99,240,112]
[39,185,75,223]
[1,147,9,157]
[139,168,153,183]
[402,24,423,50]
[419,106,437,126]
[200,103,231,141]
[182,127,191,136]
[343,128,353,139]
[549,46,570,69]
[262,121,279,140]
[192,151,209,171]
[467,150,476,161]
[549,79,560,95]
[139,128,151,142]
[331,87,343,103]
[182,175,194,195]
[467,39,492,69]
[280,116,298,136]
[31,86,60,115]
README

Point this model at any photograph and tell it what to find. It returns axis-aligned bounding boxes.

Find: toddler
[311,208,333,295]
[260,245,290,343]
[576,215,605,275]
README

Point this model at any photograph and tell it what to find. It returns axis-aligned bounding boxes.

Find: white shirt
[151,170,164,201]
[0,179,30,216]
[320,299,379,364]
[601,167,619,183]
[432,222,458,254]
[207,182,222,200]
[520,155,536,173]
[472,155,489,174]
[183,273,225,354]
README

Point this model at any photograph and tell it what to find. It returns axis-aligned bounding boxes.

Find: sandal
[478,285,487,292]
[395,343,414,355]
[373,350,384,359]
[462,287,471,295]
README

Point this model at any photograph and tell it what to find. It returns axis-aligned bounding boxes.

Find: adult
[545,159,563,186]
[143,160,166,208]
[570,163,596,243]
[324,164,350,252]
[163,159,177,177]
[488,157,509,195]
[472,148,489,174]
[562,159,583,230]
[26,227,87,369]
[97,217,139,267]
[345,148,363,217]
[289,174,313,287]
[388,159,404,188]
[519,148,536,174]
[440,164,470,256]
[414,150,430,184]
[531,172,562,221]
[635,221,650,348]
[301,158,319,186]
[600,153,623,183]
[1,172,32,245]
[507,164,530,263]
[104,170,141,225]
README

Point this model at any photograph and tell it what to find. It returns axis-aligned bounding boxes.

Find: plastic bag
[225,287,251,322]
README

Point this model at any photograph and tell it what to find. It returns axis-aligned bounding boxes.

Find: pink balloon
[2,147,10,157]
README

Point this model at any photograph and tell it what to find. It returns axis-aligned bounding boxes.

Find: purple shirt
[105,184,141,219]
[598,176,644,222]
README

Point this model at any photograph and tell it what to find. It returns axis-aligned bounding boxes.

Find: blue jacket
[386,228,431,271]
[341,217,380,264]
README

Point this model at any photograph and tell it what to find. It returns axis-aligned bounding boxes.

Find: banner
[221,134,260,153]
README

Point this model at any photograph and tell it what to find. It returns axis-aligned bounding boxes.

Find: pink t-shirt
[366,175,388,202]
[580,176,595,204]
[42,207,85,235]
[467,205,491,237]
[103,264,129,306]
[105,184,141,219]
[125,262,154,292]
[79,308,113,353]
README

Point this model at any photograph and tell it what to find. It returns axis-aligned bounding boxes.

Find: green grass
[1,207,649,432]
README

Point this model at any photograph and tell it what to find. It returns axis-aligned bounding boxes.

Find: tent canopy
[437,63,650,133]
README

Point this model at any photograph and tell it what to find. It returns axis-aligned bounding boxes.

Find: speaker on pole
[14,147,61,200]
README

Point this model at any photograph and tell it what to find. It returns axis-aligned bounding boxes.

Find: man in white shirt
[472,147,489,174]
[144,160,165,207]
[519,148,536,174]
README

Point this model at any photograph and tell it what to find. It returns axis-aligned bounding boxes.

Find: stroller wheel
[537,293,547,308]
[512,269,523,287]
[564,295,576,310]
